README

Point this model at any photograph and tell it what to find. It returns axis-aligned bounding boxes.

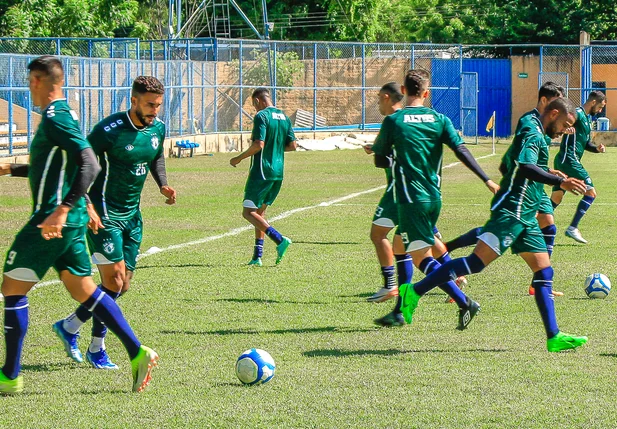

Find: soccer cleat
[565,227,588,244]
[374,311,405,327]
[547,332,588,352]
[457,299,480,331]
[131,345,159,392]
[529,286,564,297]
[445,276,468,303]
[399,283,421,324]
[275,237,292,265]
[248,258,262,267]
[367,286,399,303]
[0,371,23,395]
[86,348,119,370]
[52,320,83,363]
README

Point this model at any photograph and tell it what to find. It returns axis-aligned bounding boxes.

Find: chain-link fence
[1,38,616,156]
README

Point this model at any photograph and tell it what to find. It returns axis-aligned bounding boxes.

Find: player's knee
[242,208,255,220]
[105,271,125,294]
[370,227,386,244]
[587,188,597,198]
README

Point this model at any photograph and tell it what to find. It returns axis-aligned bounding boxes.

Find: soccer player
[230,88,297,266]
[53,76,176,370]
[0,56,158,394]
[550,91,607,244]
[371,70,499,328]
[364,82,410,304]
[396,97,590,352]
[443,82,566,296]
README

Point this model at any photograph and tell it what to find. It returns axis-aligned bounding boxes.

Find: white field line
[5,153,496,298]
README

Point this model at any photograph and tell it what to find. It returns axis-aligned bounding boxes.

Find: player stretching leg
[551,91,607,244]
[230,88,297,266]
[397,98,589,352]
[442,83,567,296]
[0,57,157,394]
[372,70,499,328]
[54,76,176,370]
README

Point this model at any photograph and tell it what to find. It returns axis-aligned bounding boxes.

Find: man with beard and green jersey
[397,97,590,352]
[551,90,607,244]
[54,76,176,370]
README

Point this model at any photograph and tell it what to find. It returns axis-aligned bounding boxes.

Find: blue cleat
[52,320,83,363]
[86,348,119,370]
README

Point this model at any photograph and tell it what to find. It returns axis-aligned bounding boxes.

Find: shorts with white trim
[3,224,91,282]
[243,178,283,209]
[87,212,142,272]
[372,187,397,228]
[478,209,547,255]
[397,200,440,252]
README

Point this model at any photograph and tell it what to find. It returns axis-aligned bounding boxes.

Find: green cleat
[399,283,421,324]
[0,371,23,395]
[248,258,262,267]
[275,237,292,265]
[131,345,159,393]
[547,332,588,352]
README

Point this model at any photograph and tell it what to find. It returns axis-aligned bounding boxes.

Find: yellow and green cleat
[248,258,263,267]
[131,345,159,392]
[399,283,421,324]
[0,371,23,395]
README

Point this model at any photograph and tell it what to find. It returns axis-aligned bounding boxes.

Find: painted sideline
[5,153,496,298]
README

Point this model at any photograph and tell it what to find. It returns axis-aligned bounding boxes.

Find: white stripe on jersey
[35,146,59,214]
[491,163,519,211]
[101,153,110,219]
[56,150,67,205]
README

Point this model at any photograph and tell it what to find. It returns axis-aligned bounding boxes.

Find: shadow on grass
[303,348,508,358]
[80,389,129,395]
[216,297,331,305]
[22,362,76,372]
[137,263,222,270]
[599,353,617,358]
[339,292,374,299]
[161,326,374,336]
[292,240,361,245]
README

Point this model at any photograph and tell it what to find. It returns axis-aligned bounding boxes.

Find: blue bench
[175,140,200,158]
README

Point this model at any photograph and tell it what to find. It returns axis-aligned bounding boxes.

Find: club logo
[125,144,134,151]
[103,239,115,254]
[151,135,160,150]
[502,235,513,248]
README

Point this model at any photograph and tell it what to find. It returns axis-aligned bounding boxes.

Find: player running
[0,56,158,394]
[550,90,607,244]
[396,97,590,352]
[53,76,176,370]
[230,88,297,266]
[371,70,499,328]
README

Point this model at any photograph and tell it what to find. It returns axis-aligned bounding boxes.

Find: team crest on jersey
[502,235,513,248]
[125,144,134,151]
[151,135,160,150]
[103,239,115,254]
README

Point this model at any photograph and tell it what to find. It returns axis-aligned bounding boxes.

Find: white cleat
[367,286,399,303]
[445,276,468,303]
[565,227,588,244]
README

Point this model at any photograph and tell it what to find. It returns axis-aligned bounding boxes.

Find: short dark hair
[404,69,430,97]
[538,82,564,101]
[27,55,64,84]
[587,90,606,104]
[132,76,164,96]
[545,97,576,117]
[252,87,271,100]
[380,82,403,103]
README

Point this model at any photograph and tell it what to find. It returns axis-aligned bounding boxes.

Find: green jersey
[249,107,295,181]
[501,109,552,169]
[372,105,464,204]
[27,99,90,228]
[490,114,549,225]
[88,111,166,221]
[555,107,591,167]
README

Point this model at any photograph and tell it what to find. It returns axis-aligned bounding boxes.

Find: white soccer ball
[584,273,611,299]
[235,348,276,385]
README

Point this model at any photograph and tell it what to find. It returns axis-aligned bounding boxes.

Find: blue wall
[431,58,512,137]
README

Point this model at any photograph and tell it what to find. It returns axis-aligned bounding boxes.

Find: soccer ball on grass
[235,348,276,385]
[584,273,611,299]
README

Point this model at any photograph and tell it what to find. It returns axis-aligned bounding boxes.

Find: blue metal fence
[1,38,616,156]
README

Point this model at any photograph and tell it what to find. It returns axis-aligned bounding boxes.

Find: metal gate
[461,72,478,143]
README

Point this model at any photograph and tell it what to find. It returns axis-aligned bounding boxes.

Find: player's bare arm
[230,140,264,167]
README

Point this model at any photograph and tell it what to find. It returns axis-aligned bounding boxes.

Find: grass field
[2,144,617,428]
